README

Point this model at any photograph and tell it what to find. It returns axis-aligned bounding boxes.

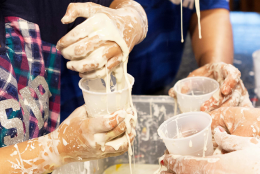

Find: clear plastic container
[158,112,214,157]
[253,50,260,98]
[78,74,134,117]
[174,77,219,113]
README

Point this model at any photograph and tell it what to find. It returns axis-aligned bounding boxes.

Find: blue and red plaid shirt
[0,0,113,147]
[0,17,61,147]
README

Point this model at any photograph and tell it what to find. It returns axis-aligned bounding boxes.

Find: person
[0,0,146,173]
[160,107,260,174]
[55,0,256,173]
[60,0,250,122]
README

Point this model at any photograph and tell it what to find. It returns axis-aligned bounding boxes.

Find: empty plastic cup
[79,74,134,118]
[174,77,219,113]
[158,112,214,157]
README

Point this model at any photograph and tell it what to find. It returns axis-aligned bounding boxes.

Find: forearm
[0,134,62,174]
[190,9,233,66]
[110,0,148,44]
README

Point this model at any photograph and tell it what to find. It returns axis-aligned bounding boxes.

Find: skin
[169,9,239,111]
[56,0,147,78]
[160,107,260,174]
[190,9,233,66]
[0,106,135,174]
[169,62,253,112]
[0,1,144,173]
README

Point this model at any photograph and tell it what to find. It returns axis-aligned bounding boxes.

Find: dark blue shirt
[60,0,229,122]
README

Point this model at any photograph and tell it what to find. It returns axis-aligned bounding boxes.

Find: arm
[189,9,234,66]
[0,135,60,174]
[168,10,247,111]
[0,106,134,174]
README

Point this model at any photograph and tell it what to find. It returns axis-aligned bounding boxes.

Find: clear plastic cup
[78,74,134,118]
[158,112,213,157]
[253,50,260,98]
[174,77,219,113]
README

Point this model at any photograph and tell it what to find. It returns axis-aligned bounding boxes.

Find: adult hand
[169,62,253,112]
[160,127,260,174]
[53,105,135,163]
[57,1,148,79]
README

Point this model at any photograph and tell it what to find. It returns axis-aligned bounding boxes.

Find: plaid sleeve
[0,17,60,147]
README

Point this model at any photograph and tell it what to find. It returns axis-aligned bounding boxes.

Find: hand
[169,62,253,112]
[53,105,135,163]
[57,1,148,79]
[160,127,260,174]
[210,107,260,138]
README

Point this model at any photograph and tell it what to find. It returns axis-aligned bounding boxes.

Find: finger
[209,107,230,131]
[61,35,103,60]
[57,13,108,50]
[66,42,122,73]
[67,47,106,73]
[61,2,104,24]
[104,130,135,153]
[162,154,219,174]
[213,146,224,155]
[105,121,127,142]
[79,66,107,79]
[102,150,126,159]
[214,127,260,152]
[221,80,252,108]
[107,55,121,70]
[90,110,128,133]
[220,85,242,107]
[220,64,241,95]
[187,65,212,78]
[168,87,176,98]
[201,89,225,112]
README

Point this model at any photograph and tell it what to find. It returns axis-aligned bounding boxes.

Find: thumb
[214,126,260,152]
[61,2,104,24]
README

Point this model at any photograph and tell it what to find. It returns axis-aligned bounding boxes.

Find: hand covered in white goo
[53,105,136,163]
[57,1,148,79]
[169,62,253,112]
[160,126,260,174]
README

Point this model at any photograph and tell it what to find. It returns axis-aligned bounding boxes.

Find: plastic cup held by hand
[158,112,214,157]
[79,74,134,118]
[174,77,219,113]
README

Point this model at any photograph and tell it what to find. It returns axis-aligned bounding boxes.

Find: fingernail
[218,126,225,132]
[214,126,225,134]
[221,85,231,95]
[160,160,164,165]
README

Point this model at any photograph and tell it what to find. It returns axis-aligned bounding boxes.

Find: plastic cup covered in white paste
[79,74,134,118]
[158,112,214,157]
[174,77,219,113]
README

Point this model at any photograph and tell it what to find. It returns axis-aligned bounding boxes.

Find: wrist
[110,0,148,44]
[44,131,65,169]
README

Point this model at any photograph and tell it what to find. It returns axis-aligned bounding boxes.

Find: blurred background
[229,0,260,12]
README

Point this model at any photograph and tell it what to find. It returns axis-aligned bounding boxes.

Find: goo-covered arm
[0,106,135,174]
